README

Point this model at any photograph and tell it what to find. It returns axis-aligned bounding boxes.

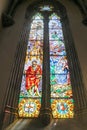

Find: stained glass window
[18,13,43,118]
[49,13,74,118]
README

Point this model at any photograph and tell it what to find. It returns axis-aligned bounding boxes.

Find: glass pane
[50,41,66,55]
[20,74,42,97]
[50,74,71,86]
[31,20,43,29]
[49,13,74,119]
[50,56,69,74]
[18,13,43,118]
[50,76,72,98]
[49,20,62,29]
[32,13,43,20]
[51,99,74,118]
[29,29,43,40]
[27,41,43,55]
[49,13,60,20]
[24,56,43,71]
[49,29,63,41]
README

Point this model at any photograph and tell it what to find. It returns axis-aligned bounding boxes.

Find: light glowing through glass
[49,13,74,118]
[18,13,43,118]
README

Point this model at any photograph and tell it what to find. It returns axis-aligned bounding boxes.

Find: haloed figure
[25,60,42,96]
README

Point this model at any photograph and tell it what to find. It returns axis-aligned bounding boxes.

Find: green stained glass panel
[40,5,53,11]
[51,79,72,98]
[49,29,63,41]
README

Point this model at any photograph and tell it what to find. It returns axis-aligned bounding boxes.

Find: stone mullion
[40,13,52,125]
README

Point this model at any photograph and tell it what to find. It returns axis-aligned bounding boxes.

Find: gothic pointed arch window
[18,5,74,119]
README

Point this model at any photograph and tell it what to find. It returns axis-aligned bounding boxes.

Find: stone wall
[0,0,9,29]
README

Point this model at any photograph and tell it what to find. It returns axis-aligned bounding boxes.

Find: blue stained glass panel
[50,41,66,55]
[50,74,71,86]
[49,20,62,29]
[50,56,69,74]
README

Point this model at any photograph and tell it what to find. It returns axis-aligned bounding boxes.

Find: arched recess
[2,0,87,128]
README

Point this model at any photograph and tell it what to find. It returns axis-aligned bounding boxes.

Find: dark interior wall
[0,0,8,16]
[0,1,30,126]
[83,0,87,6]
[60,0,87,91]
[0,0,22,29]
[0,0,10,29]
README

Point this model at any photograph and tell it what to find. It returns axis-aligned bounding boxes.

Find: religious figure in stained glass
[25,60,42,97]
[18,13,43,118]
[18,11,74,119]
